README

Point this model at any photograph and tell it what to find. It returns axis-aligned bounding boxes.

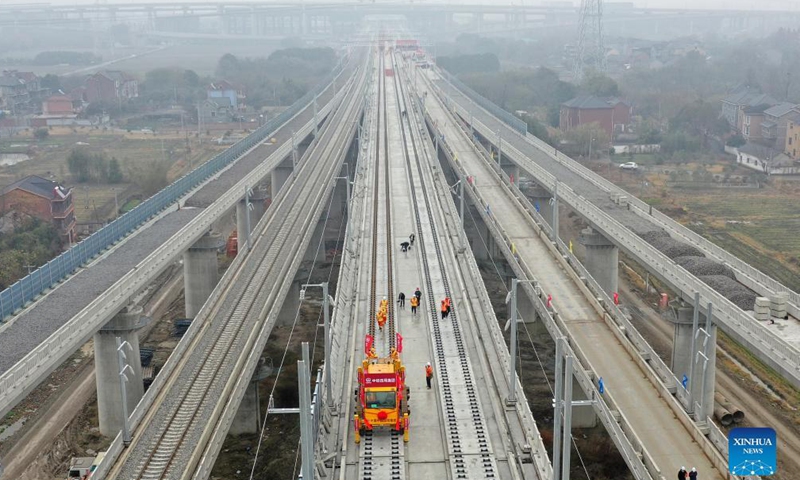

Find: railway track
[391,52,498,479]
[103,58,367,480]
[358,48,404,480]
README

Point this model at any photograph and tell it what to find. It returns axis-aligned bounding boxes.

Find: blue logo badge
[729,427,776,476]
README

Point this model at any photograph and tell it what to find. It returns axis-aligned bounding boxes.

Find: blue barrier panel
[438,68,528,135]
[0,59,347,320]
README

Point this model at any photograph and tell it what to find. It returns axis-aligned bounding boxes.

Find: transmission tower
[573,0,607,82]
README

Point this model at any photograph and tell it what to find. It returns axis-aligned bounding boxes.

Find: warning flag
[365,335,374,353]
[396,333,404,353]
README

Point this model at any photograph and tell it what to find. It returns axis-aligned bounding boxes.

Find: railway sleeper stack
[770,292,789,319]
[753,297,771,321]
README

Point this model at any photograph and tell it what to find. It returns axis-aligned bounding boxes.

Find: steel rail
[95,58,368,480]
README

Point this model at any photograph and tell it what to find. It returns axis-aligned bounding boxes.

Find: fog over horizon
[5,0,800,12]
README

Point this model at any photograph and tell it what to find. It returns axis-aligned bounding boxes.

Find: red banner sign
[364,373,396,387]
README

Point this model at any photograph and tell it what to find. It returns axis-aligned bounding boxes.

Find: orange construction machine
[354,336,410,443]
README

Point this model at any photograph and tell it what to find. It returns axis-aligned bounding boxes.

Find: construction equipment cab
[354,355,410,443]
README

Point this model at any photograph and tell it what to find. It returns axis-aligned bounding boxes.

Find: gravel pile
[646,235,706,259]
[186,63,355,208]
[0,208,201,374]
[674,256,736,279]
[698,275,757,311]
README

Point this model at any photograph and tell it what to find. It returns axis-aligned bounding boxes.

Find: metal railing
[0,70,355,422]
[433,70,800,389]
[428,116,660,480]
[521,131,800,319]
[91,67,363,480]
[0,58,347,321]
[438,64,799,319]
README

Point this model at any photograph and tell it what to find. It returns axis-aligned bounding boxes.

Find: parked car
[619,162,638,170]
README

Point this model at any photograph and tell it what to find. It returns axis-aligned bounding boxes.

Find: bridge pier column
[578,227,618,296]
[95,306,145,437]
[500,161,519,185]
[229,375,261,435]
[278,280,302,326]
[183,231,222,318]
[668,302,694,381]
[250,185,269,227]
[527,185,552,227]
[271,157,294,199]
[236,198,251,253]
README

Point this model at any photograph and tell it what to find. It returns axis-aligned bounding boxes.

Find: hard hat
[426,362,431,366]
[691,468,696,472]
[383,296,387,300]
[681,467,685,470]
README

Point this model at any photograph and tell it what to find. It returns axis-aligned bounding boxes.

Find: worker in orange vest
[410,295,419,315]
[440,299,448,319]
[444,297,452,317]
[425,362,433,389]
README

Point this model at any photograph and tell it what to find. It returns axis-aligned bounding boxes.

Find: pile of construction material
[674,256,736,279]
[714,392,745,426]
[697,275,757,311]
[640,230,705,259]
[770,292,788,319]
[754,297,771,321]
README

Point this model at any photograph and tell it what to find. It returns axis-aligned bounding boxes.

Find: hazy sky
[5,0,799,11]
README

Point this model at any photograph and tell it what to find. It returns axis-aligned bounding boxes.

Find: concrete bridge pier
[271,157,294,199]
[183,231,222,318]
[669,302,695,381]
[251,185,270,224]
[230,379,260,434]
[578,227,619,296]
[527,185,552,227]
[500,160,519,185]
[95,306,146,437]
[277,280,302,326]
[669,301,717,420]
[236,198,251,253]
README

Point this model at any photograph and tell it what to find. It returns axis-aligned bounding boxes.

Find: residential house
[42,95,74,116]
[720,87,777,130]
[0,175,76,243]
[559,95,631,140]
[760,102,799,149]
[207,80,245,110]
[84,70,138,104]
[786,113,800,161]
[0,70,48,115]
[30,94,79,128]
[199,97,234,124]
[736,142,800,175]
[740,104,771,142]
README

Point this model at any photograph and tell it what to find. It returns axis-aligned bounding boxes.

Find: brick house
[0,175,76,243]
[84,70,138,104]
[559,95,631,140]
[42,95,75,115]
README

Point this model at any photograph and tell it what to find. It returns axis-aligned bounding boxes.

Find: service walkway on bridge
[419,69,725,480]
